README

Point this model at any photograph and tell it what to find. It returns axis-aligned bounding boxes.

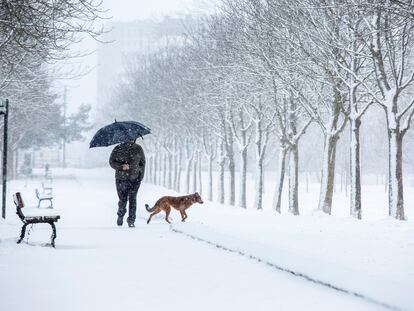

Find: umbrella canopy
[89,121,151,148]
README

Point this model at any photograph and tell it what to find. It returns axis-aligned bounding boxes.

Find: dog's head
[192,192,204,204]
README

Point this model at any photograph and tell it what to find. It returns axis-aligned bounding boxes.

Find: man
[109,139,145,227]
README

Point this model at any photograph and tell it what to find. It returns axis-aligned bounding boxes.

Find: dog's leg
[147,209,161,224]
[180,210,185,222]
[165,207,171,224]
[183,210,188,221]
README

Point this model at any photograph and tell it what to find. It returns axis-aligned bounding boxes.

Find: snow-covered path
[0,169,395,310]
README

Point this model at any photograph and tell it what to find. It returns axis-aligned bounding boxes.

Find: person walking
[109,139,145,227]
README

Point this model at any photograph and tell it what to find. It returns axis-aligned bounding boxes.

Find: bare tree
[361,1,414,220]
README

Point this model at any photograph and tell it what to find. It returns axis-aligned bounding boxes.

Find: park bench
[44,173,53,183]
[35,188,53,208]
[41,181,53,195]
[14,192,60,247]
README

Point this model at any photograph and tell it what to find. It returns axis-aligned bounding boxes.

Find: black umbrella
[89,120,151,148]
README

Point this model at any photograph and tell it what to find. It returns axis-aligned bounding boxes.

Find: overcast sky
[103,0,202,21]
[61,0,216,113]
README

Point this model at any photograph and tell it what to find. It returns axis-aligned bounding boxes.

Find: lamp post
[0,99,9,219]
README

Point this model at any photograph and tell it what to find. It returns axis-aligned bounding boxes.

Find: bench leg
[17,223,28,244]
[49,222,57,248]
[37,200,41,208]
[39,198,53,209]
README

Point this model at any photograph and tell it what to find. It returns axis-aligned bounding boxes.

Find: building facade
[97,16,195,106]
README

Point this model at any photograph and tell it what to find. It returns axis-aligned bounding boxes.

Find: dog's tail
[145,204,156,212]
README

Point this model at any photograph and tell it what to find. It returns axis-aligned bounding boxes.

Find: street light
[0,99,9,219]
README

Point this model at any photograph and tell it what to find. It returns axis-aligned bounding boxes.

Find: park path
[0,168,386,311]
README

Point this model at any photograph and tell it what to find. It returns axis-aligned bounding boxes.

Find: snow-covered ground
[0,168,413,311]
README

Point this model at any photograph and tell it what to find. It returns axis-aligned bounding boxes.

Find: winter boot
[117,215,123,226]
[128,222,135,228]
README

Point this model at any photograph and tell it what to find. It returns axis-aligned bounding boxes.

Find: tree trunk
[185,156,192,194]
[228,151,235,206]
[350,118,362,219]
[217,141,225,204]
[254,159,264,210]
[253,117,265,211]
[172,140,178,190]
[167,152,172,189]
[192,152,197,193]
[288,145,299,215]
[160,153,164,186]
[238,147,247,208]
[272,144,287,213]
[318,134,339,214]
[172,152,177,190]
[176,149,182,192]
[224,123,235,206]
[197,152,202,195]
[388,129,405,220]
[154,152,159,185]
[208,155,213,201]
[162,153,167,188]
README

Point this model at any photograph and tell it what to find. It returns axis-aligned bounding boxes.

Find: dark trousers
[116,179,141,224]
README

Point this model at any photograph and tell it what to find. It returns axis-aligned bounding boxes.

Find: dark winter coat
[109,143,145,181]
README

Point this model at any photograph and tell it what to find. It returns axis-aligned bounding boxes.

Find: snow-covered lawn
[0,168,412,311]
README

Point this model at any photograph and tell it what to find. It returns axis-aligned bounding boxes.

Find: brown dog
[145,192,204,224]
